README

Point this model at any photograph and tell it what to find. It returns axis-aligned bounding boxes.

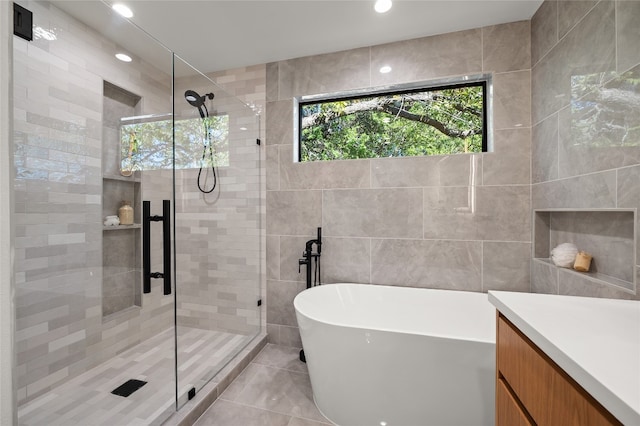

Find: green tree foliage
[121,116,229,171]
[300,85,485,161]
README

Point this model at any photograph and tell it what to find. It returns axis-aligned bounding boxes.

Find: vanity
[488,291,640,425]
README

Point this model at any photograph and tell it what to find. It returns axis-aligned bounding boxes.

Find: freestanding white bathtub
[294,283,496,426]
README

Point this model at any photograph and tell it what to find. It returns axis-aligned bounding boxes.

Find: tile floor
[17,327,253,426]
[194,344,331,426]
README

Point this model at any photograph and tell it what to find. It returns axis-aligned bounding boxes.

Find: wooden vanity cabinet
[496,313,622,426]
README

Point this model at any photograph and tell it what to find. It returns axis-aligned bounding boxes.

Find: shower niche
[102,81,142,318]
[533,209,636,291]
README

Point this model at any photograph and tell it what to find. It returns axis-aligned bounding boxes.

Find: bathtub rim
[294,283,496,344]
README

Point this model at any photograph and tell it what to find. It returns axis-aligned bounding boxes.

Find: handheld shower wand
[184,90,217,193]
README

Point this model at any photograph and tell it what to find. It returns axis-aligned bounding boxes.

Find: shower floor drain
[111,379,147,397]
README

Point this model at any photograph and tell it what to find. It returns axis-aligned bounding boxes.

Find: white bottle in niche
[118,200,134,225]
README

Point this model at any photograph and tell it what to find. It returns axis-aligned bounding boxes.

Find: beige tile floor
[18,327,252,426]
[194,344,331,426]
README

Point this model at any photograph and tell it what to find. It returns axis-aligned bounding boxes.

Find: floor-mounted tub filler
[294,283,496,426]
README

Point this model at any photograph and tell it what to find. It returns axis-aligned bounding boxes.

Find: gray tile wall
[531,0,640,300]
[13,0,172,404]
[170,68,266,336]
[13,2,267,405]
[265,21,533,346]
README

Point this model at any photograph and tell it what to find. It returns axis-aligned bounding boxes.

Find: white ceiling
[53,0,543,74]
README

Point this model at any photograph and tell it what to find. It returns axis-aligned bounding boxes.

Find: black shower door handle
[143,200,172,295]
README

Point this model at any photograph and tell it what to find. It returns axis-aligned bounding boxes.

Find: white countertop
[488,291,640,425]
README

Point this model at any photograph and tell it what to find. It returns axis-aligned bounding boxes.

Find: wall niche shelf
[102,81,143,318]
[534,209,637,291]
[103,174,141,183]
[103,224,142,231]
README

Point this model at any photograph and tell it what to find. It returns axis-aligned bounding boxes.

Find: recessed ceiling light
[374,0,392,13]
[115,53,132,62]
[379,65,392,74]
[112,3,133,18]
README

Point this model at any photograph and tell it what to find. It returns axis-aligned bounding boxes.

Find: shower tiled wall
[13,1,266,403]
[13,1,174,403]
[265,21,533,346]
[530,0,640,300]
[170,70,265,336]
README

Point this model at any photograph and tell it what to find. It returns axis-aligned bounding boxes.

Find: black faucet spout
[299,227,322,288]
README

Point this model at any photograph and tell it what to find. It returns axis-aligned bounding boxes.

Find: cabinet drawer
[497,315,620,426]
[497,377,533,426]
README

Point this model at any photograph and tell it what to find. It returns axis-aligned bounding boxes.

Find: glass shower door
[13,1,179,424]
[172,56,262,408]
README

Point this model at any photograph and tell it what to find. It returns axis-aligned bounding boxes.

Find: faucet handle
[298,257,306,273]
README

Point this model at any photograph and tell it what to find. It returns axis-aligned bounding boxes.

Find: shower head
[184,90,214,118]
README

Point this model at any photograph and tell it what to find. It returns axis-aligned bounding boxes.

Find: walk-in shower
[11,1,262,424]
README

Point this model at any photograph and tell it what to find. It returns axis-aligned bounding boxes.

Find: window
[297,77,489,162]
[120,115,229,171]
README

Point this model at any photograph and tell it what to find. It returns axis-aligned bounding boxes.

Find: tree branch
[301,95,481,138]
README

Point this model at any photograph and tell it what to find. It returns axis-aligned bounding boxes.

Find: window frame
[293,74,493,162]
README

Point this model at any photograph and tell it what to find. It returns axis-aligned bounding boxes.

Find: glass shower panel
[173,56,262,408]
[13,1,176,424]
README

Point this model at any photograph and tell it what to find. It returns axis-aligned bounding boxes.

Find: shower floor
[17,327,253,426]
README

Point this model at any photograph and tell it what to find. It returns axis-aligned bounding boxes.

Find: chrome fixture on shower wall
[184,89,218,193]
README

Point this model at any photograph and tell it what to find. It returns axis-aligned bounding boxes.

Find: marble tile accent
[533,211,551,259]
[482,128,530,185]
[531,0,557,66]
[267,236,280,280]
[483,242,531,292]
[252,344,307,374]
[323,188,423,238]
[220,362,327,422]
[195,345,330,425]
[531,170,617,209]
[266,280,306,327]
[267,325,303,349]
[266,146,280,191]
[370,239,482,291]
[266,62,279,102]
[483,20,531,73]
[288,417,332,426]
[266,190,322,236]
[266,100,293,146]
[370,29,482,86]
[195,399,291,426]
[558,268,637,299]
[531,0,615,124]
[617,0,640,73]
[532,113,558,183]
[280,146,370,190]
[371,154,481,188]
[558,0,598,39]
[531,259,558,294]
[319,237,371,284]
[493,70,531,130]
[423,185,530,241]
[617,165,640,264]
[278,48,370,99]
[557,68,640,178]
